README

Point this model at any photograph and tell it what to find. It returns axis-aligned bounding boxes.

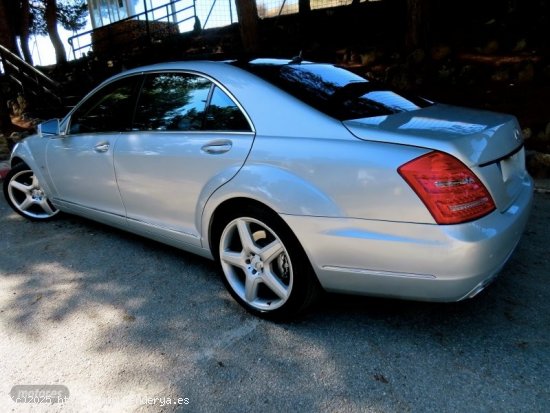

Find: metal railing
[68,0,197,59]
[201,0,237,29]
[0,44,62,104]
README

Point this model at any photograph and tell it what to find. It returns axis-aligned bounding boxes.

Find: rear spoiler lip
[478,143,524,167]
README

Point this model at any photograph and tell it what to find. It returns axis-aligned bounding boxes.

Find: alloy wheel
[6,167,59,220]
[219,217,293,312]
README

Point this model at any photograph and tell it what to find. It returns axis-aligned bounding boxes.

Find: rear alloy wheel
[3,163,59,221]
[215,206,319,320]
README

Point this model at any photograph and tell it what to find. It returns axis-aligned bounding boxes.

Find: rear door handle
[202,139,232,154]
[94,142,110,153]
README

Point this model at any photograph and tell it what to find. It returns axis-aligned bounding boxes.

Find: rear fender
[200,164,344,249]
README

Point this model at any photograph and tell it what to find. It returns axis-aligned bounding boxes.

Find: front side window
[69,76,139,134]
[133,73,211,131]
[132,72,252,133]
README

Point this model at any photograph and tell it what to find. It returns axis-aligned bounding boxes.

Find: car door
[114,71,255,247]
[45,75,141,222]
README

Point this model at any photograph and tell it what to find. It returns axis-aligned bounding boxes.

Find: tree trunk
[0,0,17,130]
[45,0,67,64]
[19,0,33,65]
[0,0,19,54]
[234,0,260,54]
[299,0,311,15]
[0,98,12,134]
[405,0,430,50]
[0,77,17,137]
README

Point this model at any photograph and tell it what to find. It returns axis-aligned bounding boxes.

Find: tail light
[398,151,495,225]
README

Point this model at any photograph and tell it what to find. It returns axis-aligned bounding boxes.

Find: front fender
[10,136,55,198]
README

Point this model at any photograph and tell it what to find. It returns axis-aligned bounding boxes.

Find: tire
[3,163,60,221]
[213,205,320,320]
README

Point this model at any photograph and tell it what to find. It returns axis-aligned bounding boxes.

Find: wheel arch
[10,142,36,169]
[9,139,42,177]
[9,138,57,201]
[206,196,320,273]
[207,197,281,256]
[201,164,345,253]
[10,156,27,168]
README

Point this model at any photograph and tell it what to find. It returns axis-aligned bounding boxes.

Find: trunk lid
[343,104,530,212]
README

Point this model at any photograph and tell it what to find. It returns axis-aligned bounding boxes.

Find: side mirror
[38,119,60,137]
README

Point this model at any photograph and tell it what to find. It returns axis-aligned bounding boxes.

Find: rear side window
[69,76,139,134]
[204,86,251,131]
[240,62,431,121]
[134,73,211,131]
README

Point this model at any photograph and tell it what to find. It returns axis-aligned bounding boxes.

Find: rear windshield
[237,61,432,121]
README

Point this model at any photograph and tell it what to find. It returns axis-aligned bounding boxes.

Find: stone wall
[91,20,179,56]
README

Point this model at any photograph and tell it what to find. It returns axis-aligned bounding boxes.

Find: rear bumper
[281,177,533,302]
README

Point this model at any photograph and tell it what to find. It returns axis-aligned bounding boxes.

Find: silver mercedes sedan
[3,58,533,319]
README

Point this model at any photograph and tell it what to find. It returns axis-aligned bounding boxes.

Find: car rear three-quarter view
[3,59,534,320]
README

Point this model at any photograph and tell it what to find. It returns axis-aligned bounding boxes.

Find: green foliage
[30,0,88,35]
[57,0,88,31]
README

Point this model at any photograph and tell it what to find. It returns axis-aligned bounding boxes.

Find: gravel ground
[0,193,549,413]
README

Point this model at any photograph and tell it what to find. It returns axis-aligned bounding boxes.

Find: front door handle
[201,139,232,154]
[94,142,110,153]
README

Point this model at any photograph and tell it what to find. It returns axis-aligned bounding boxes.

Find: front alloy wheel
[3,163,59,221]
[215,206,319,319]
